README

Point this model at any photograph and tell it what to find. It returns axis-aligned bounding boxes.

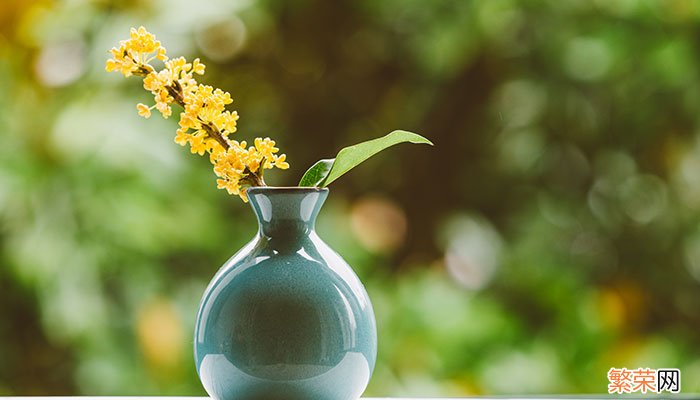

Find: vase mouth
[247,186,329,194]
[247,186,328,238]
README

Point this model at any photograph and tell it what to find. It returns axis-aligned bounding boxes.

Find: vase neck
[247,187,329,238]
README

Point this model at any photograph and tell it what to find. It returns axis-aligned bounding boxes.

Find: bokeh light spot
[350,196,407,254]
[195,16,247,63]
[440,215,502,290]
[564,37,612,81]
[34,39,86,87]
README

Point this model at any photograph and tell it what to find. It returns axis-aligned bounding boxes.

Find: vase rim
[247,186,329,193]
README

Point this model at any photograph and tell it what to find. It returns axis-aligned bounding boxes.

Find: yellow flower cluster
[106,27,166,77]
[212,138,288,195]
[106,26,289,200]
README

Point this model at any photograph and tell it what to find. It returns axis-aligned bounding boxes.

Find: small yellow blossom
[275,154,290,169]
[106,27,289,200]
[192,58,206,75]
[137,103,152,118]
[175,128,189,146]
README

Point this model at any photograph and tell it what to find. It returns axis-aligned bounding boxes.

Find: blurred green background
[2,0,700,396]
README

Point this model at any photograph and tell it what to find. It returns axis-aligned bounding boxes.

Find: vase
[194,187,377,400]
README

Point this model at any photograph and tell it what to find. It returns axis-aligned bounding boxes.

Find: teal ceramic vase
[194,187,377,400]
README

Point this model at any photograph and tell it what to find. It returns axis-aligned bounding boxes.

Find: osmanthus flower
[107,27,431,200]
[106,26,288,201]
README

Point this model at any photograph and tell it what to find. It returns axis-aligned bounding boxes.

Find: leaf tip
[395,130,433,146]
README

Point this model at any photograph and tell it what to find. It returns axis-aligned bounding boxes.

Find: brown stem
[248,168,266,186]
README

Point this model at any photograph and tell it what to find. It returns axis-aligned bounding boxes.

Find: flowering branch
[106,27,288,200]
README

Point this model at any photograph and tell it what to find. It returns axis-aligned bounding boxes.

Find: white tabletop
[0,396,695,399]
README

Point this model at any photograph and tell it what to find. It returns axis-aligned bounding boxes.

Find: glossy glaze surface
[194,187,377,400]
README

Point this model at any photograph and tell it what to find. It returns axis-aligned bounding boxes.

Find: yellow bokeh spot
[136,298,185,374]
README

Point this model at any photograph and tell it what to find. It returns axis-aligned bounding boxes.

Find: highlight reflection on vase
[194,187,377,400]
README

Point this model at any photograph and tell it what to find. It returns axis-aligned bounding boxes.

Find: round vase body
[194,187,377,400]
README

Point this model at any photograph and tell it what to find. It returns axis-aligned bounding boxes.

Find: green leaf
[297,130,433,187]
[298,158,335,187]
